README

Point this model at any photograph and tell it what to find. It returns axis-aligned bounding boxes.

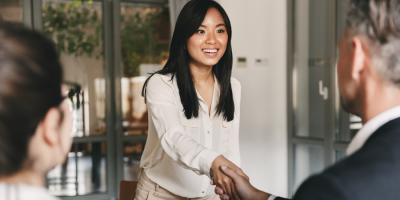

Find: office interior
[0,0,360,199]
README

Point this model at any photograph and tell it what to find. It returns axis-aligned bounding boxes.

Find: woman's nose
[206,32,217,44]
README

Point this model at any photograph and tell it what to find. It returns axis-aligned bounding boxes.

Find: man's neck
[0,169,45,187]
[362,83,400,124]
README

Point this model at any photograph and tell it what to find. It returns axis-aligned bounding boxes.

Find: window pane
[46,142,107,196]
[123,140,146,181]
[337,113,361,141]
[120,2,170,136]
[42,0,106,137]
[335,149,347,163]
[0,0,23,22]
[293,0,329,138]
[293,144,324,194]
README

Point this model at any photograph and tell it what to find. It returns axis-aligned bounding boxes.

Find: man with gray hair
[212,0,400,199]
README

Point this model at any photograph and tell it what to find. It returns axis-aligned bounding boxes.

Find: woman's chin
[200,60,220,67]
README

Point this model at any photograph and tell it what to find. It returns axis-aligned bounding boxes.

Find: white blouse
[140,73,241,198]
[0,182,59,200]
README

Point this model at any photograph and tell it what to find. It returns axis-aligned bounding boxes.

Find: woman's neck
[0,169,45,187]
[189,60,214,85]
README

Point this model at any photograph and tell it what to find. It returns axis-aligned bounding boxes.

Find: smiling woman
[135,0,245,200]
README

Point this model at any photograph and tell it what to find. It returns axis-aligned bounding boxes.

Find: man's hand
[210,156,249,200]
[211,166,271,200]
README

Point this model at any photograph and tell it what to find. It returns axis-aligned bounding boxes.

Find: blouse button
[207,131,210,134]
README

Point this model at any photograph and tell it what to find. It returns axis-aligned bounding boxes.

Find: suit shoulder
[293,173,350,200]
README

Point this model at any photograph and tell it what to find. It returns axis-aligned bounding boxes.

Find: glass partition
[293,0,330,139]
[335,149,347,163]
[120,2,170,137]
[123,140,146,181]
[0,0,23,22]
[46,142,107,196]
[293,144,324,193]
[41,1,109,198]
[42,0,105,137]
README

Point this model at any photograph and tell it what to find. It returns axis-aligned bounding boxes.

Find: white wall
[216,0,288,197]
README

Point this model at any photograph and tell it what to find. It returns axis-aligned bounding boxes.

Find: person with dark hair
[212,0,400,200]
[0,22,72,199]
[136,0,246,199]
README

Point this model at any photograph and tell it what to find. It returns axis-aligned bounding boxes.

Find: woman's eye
[196,30,205,34]
[217,30,225,33]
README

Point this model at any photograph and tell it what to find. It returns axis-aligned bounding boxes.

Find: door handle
[319,80,328,100]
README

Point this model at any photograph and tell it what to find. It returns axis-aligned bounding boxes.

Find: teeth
[202,49,218,53]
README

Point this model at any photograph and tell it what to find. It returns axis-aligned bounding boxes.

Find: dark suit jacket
[277,117,400,200]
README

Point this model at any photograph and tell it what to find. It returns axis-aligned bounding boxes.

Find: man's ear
[41,107,61,147]
[351,37,367,81]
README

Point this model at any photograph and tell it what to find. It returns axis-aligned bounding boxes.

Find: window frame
[286,0,351,197]
[25,0,167,199]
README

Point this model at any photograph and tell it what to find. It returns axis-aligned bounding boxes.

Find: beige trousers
[134,171,219,200]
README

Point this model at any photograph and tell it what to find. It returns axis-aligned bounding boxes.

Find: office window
[119,1,170,182]
[123,140,146,181]
[120,3,170,131]
[41,0,109,198]
[293,144,324,192]
[42,0,105,138]
[288,0,356,196]
[27,0,170,199]
[46,142,107,196]
[0,0,23,22]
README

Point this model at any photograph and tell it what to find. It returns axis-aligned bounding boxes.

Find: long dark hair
[0,22,63,176]
[142,0,234,121]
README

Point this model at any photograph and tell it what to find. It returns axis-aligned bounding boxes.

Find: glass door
[0,0,23,22]
[115,0,170,187]
[27,0,116,199]
[288,0,336,195]
[6,0,174,199]
[26,0,172,199]
[288,0,361,196]
[41,0,112,199]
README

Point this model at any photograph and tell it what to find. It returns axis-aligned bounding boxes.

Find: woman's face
[187,8,228,67]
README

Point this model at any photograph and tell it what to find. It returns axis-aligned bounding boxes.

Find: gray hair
[346,0,400,86]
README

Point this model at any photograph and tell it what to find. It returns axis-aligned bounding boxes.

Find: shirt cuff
[268,195,277,200]
[199,149,221,178]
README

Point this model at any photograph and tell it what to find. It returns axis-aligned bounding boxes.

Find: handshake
[210,156,272,200]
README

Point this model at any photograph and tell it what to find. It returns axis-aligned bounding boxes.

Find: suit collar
[347,105,400,156]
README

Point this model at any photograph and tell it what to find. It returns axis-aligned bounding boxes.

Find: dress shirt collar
[195,75,220,116]
[346,105,400,156]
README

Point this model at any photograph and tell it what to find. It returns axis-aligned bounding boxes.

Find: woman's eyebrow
[199,24,226,28]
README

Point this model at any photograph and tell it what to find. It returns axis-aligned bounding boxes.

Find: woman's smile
[202,48,219,57]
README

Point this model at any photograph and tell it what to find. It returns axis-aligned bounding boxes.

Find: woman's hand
[210,155,249,200]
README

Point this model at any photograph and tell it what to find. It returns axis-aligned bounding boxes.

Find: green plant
[42,0,102,58]
[120,7,170,77]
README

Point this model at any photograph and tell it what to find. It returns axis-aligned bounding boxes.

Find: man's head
[338,0,400,118]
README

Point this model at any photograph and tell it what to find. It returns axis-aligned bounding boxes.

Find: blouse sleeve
[146,75,220,178]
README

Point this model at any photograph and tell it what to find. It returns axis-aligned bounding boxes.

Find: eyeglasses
[63,81,82,110]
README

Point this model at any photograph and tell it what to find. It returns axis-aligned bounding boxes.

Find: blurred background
[0,0,360,199]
